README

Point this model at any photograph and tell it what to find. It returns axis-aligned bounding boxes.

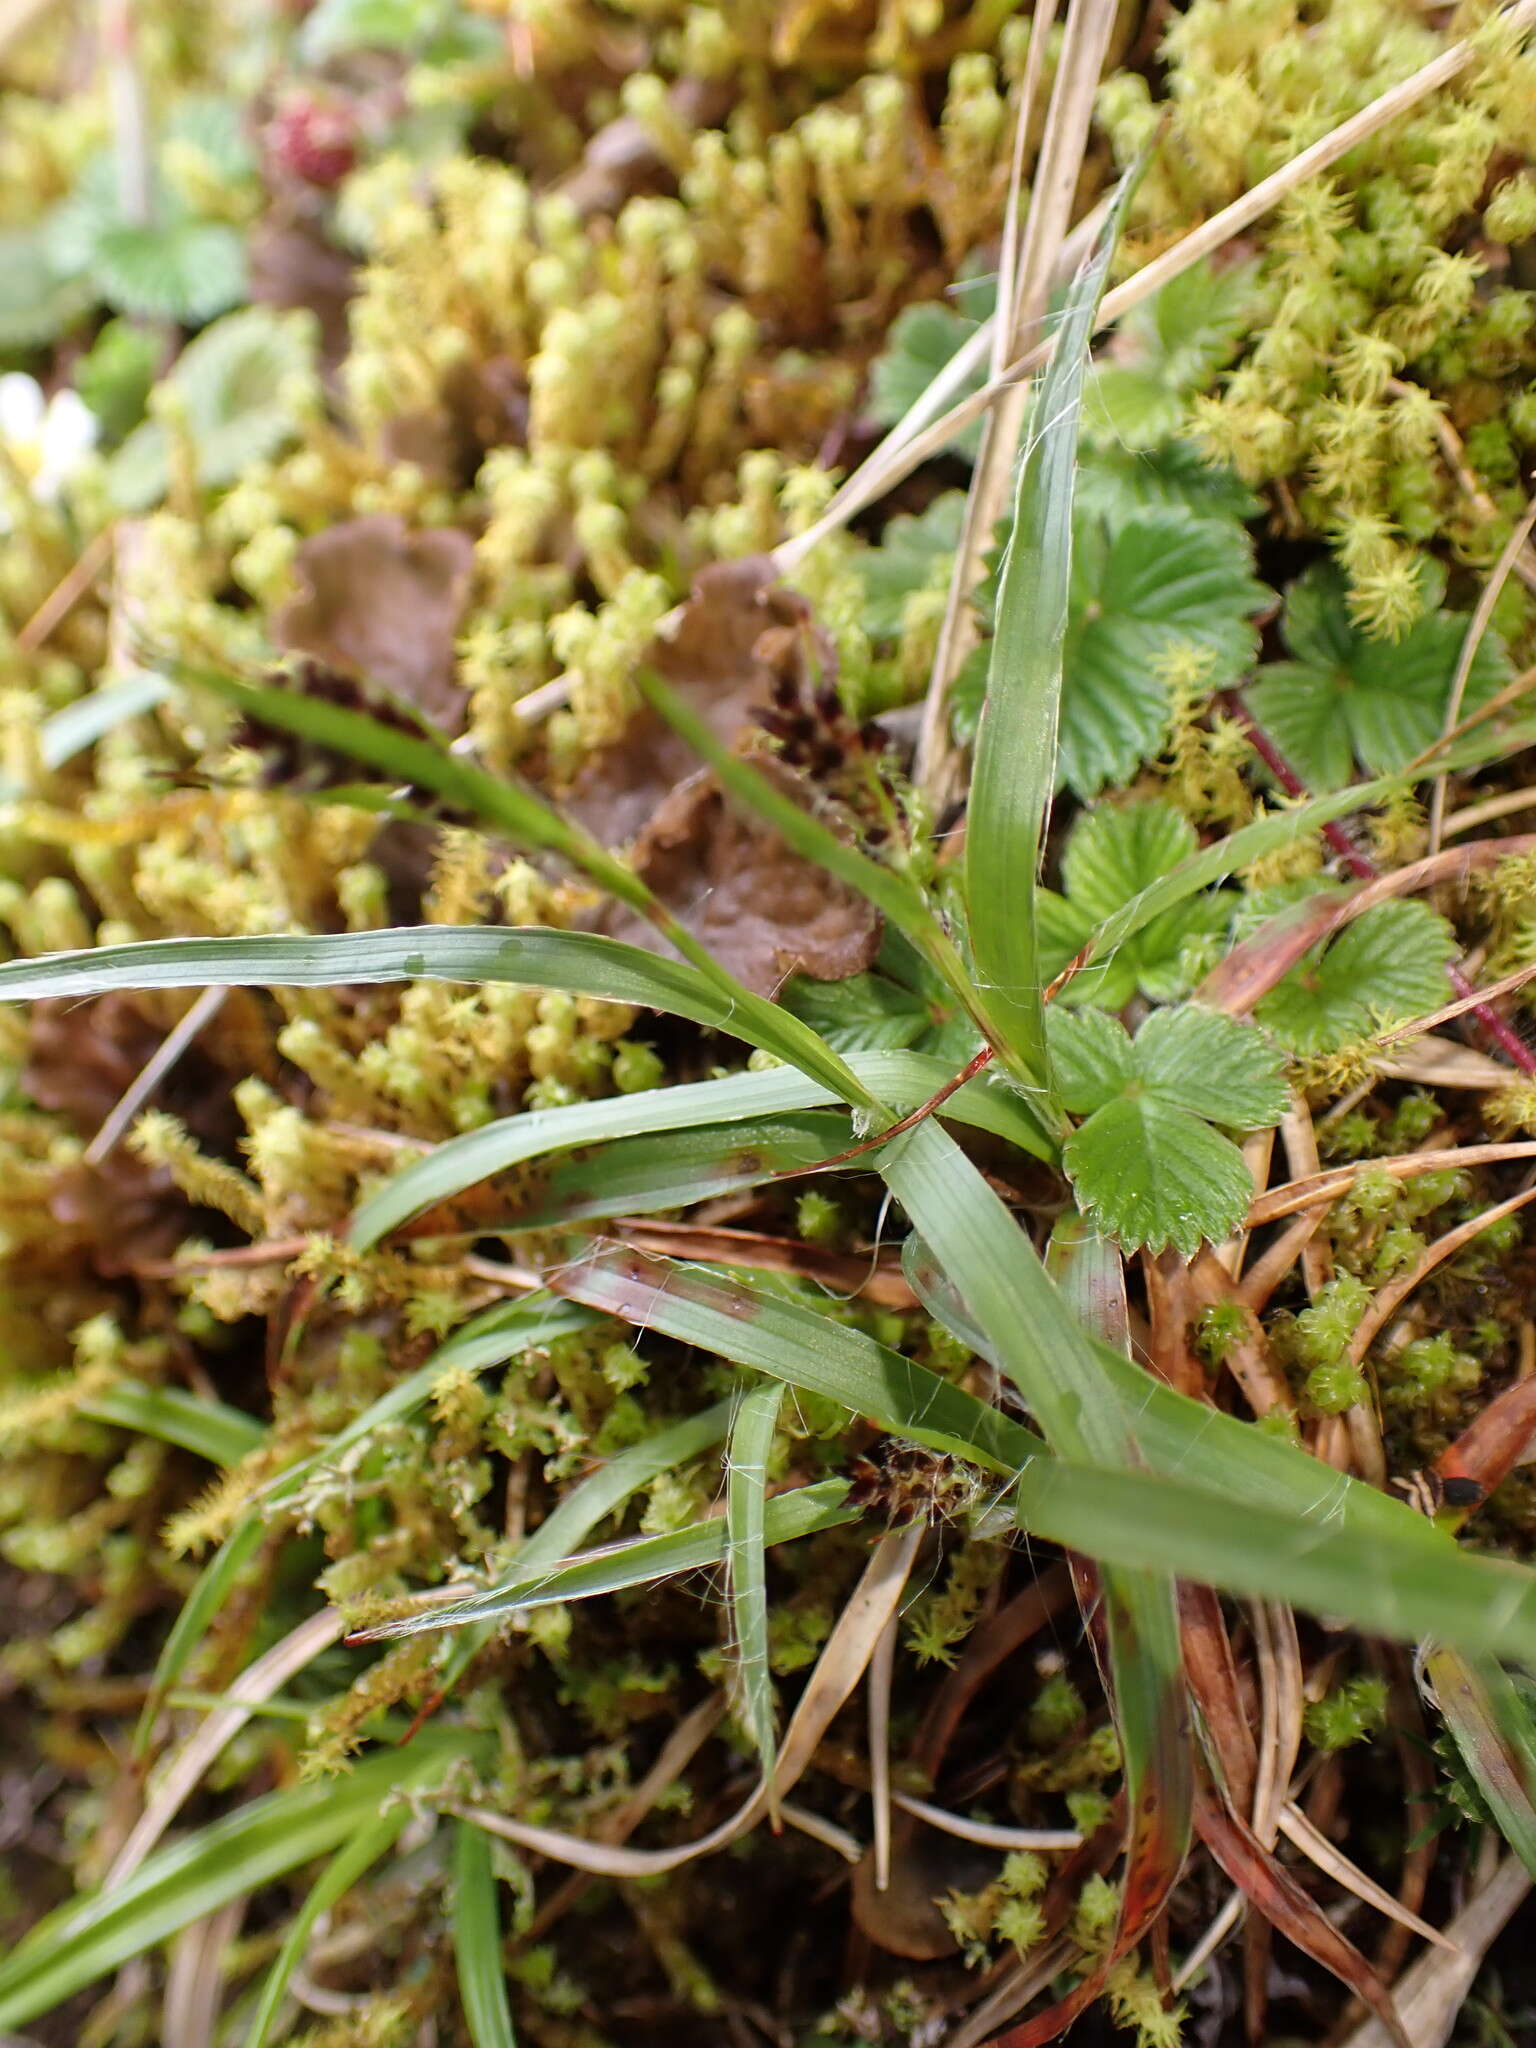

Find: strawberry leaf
[952,504,1269,794]
[1037,798,1231,1008]
[1049,1005,1287,1254]
[1060,506,1269,797]
[1085,258,1256,452]
[1077,438,1260,525]
[1047,1005,1140,1116]
[1064,1096,1259,1258]
[780,969,931,1053]
[1246,563,1510,791]
[1129,1003,1290,1128]
[856,492,967,638]
[1254,899,1458,1052]
[867,301,984,460]
[108,308,315,510]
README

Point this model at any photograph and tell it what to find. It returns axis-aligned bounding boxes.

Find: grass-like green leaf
[246,1812,408,2048]
[79,1380,264,1467]
[41,674,171,770]
[879,1115,1127,1468]
[133,1517,266,1758]
[1016,1460,1536,1669]
[0,1732,475,2030]
[880,1112,1190,2001]
[500,1113,851,1229]
[358,1479,856,1638]
[134,1296,595,1751]
[726,1381,785,1781]
[364,1396,737,1704]
[962,182,1126,1091]
[1048,1214,1194,1948]
[0,924,868,1109]
[553,1245,1043,1476]
[453,1820,518,2048]
[352,1047,1053,1248]
[1254,898,1458,1052]
[1426,1649,1536,1879]
[507,1397,735,1581]
[152,658,875,1108]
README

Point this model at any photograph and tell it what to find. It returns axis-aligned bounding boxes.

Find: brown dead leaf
[274,514,475,731]
[851,1821,998,1959]
[25,995,240,1275]
[379,357,530,486]
[247,210,355,365]
[566,554,880,991]
[566,554,825,850]
[613,758,880,992]
[558,76,733,217]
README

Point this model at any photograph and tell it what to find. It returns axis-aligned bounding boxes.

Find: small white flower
[0,371,98,504]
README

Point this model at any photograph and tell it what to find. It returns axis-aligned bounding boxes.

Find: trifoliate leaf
[857,492,967,638]
[867,301,985,460]
[107,307,315,511]
[1036,798,1230,1009]
[1048,1004,1287,1254]
[0,225,93,349]
[1058,506,1269,797]
[91,217,247,322]
[1246,563,1509,792]
[1254,899,1457,1052]
[1085,260,1256,452]
[779,969,930,1053]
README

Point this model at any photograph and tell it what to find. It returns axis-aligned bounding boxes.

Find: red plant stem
[1218,689,1536,1076]
[769,1041,997,1178]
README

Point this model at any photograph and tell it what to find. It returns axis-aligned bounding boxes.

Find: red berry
[265,94,358,189]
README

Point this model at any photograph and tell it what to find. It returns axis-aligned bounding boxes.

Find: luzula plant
[5,161,1536,2045]
[9,1,1536,2043]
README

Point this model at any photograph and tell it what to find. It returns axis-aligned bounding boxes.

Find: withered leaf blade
[1194,1791,1412,2048]
[274,513,475,731]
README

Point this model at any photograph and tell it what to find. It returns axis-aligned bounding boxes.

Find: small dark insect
[844,1440,974,1527]
[1386,1468,1483,1516]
